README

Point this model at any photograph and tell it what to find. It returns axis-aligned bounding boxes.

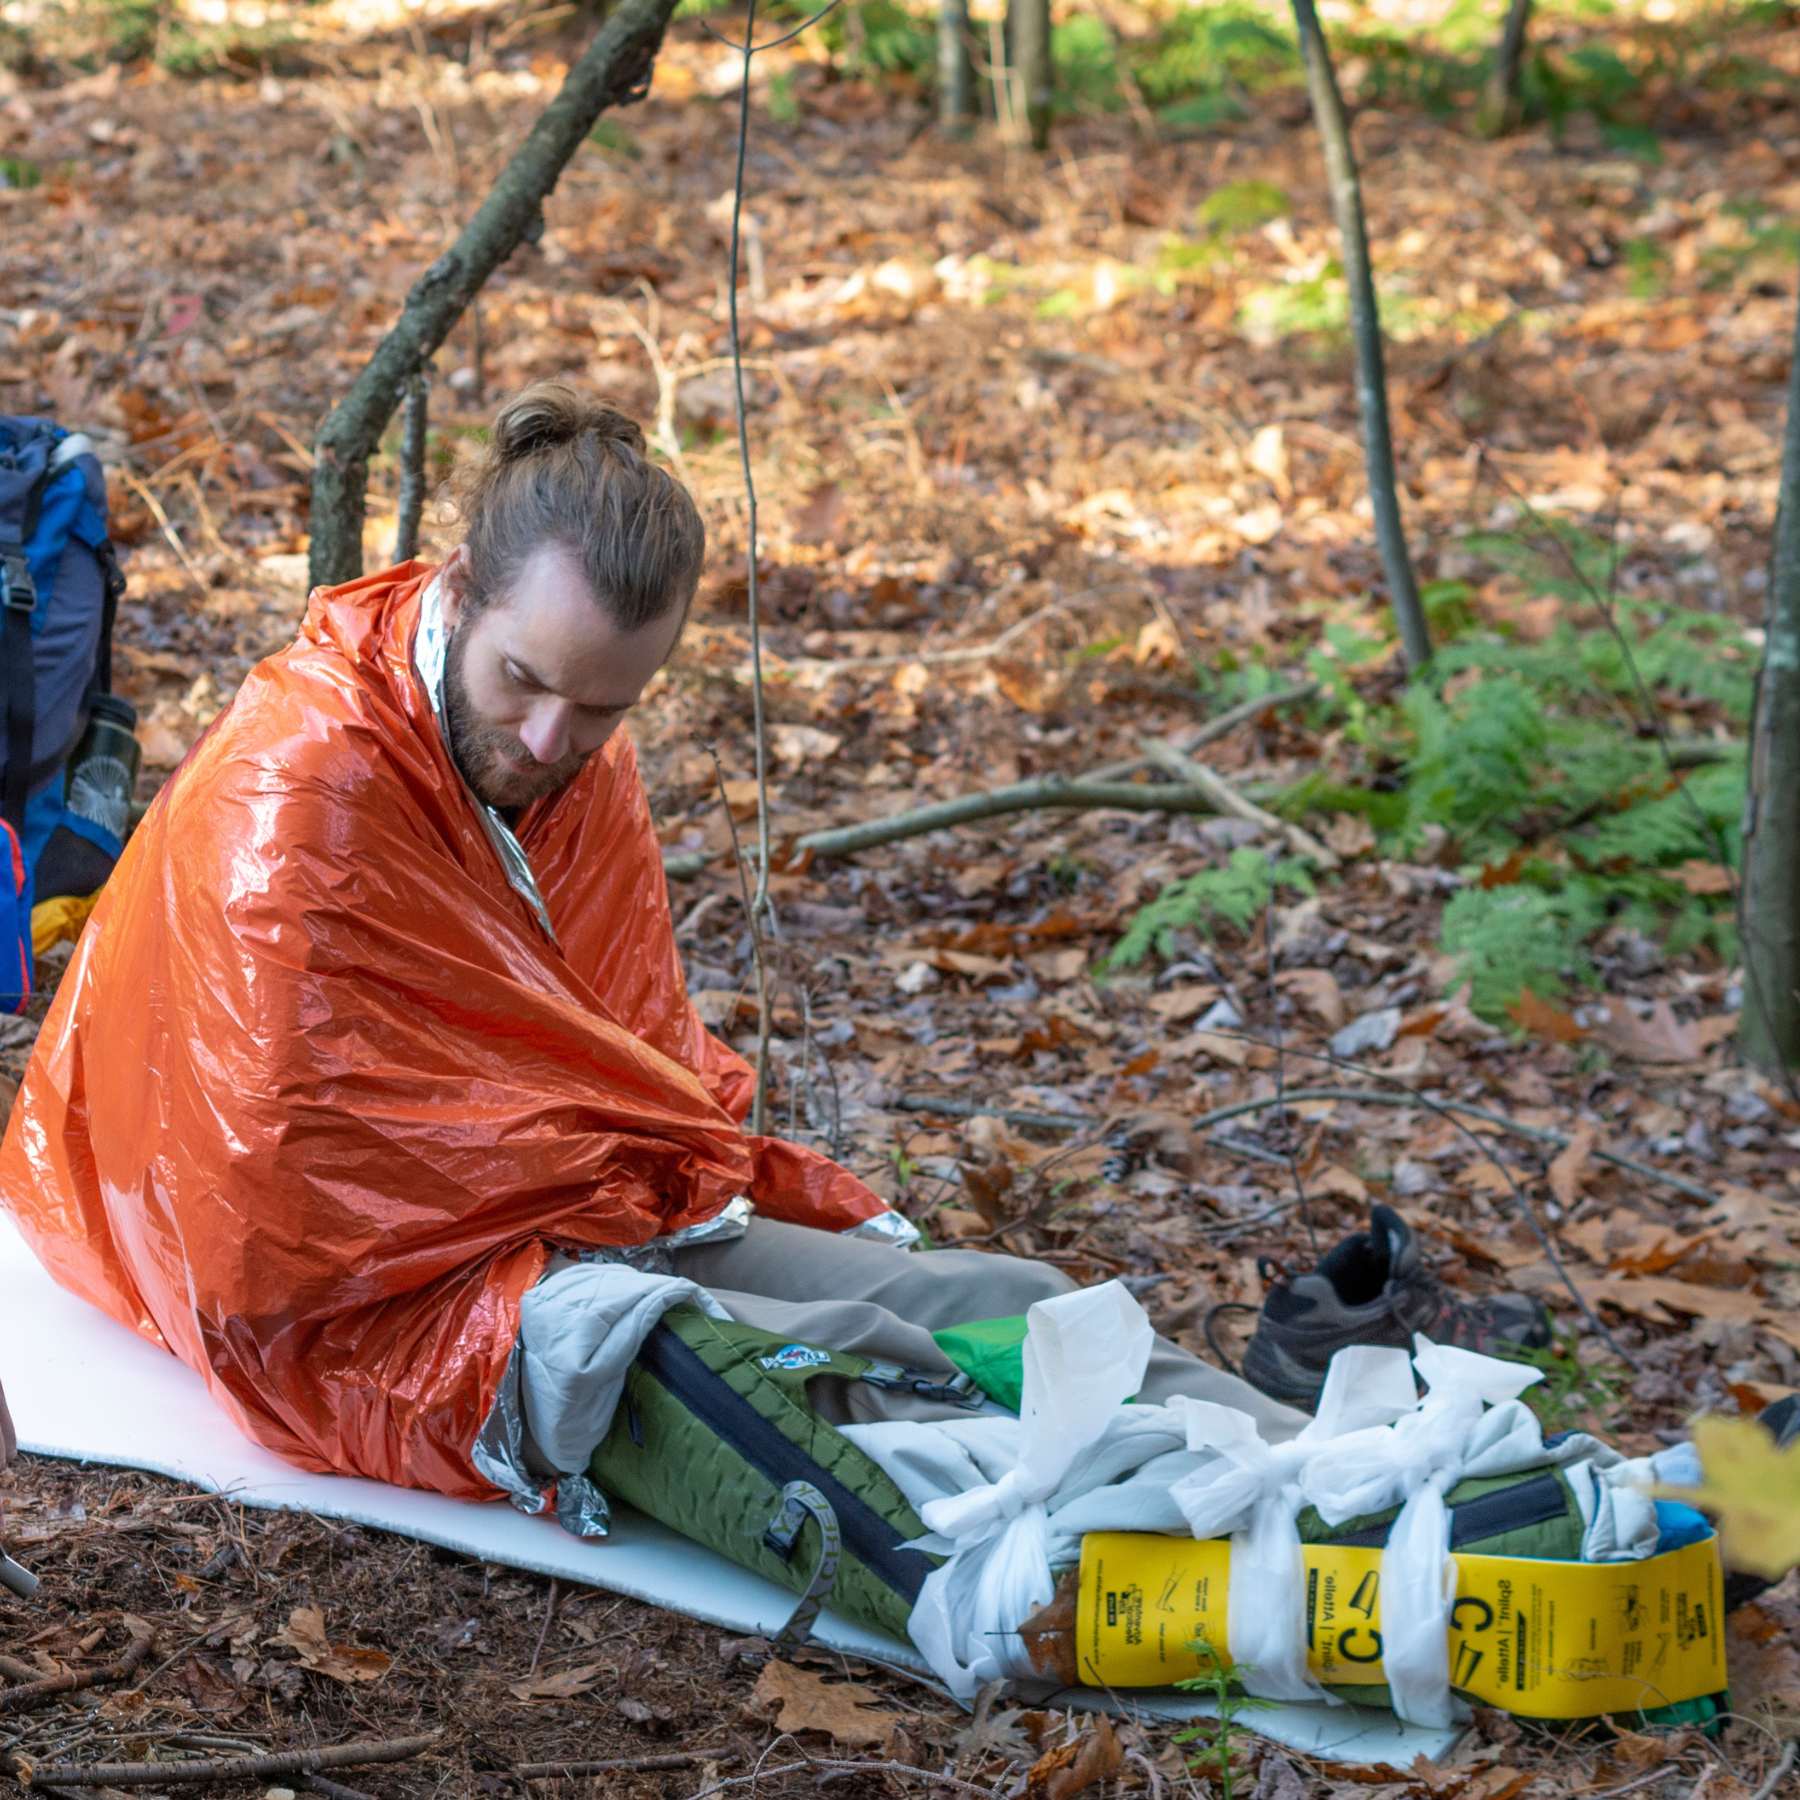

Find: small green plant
[765,69,800,125]
[1110,849,1315,969]
[0,155,40,190]
[1196,179,1290,235]
[1507,1331,1627,1433]
[1623,236,1669,299]
[1172,1633,1262,1800]
[587,119,642,159]
[1052,13,1122,114]
[1440,883,1604,1016]
[818,0,933,78]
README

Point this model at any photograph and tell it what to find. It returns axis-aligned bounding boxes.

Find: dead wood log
[517,1751,708,1780]
[0,1635,149,1714]
[660,681,1320,879]
[22,1730,439,1789]
[1139,738,1340,869]
[306,0,681,591]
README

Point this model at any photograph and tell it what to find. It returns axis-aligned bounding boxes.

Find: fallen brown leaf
[1588,997,1703,1065]
[1025,1717,1123,1800]
[1547,1123,1597,1211]
[1508,987,1584,1045]
[508,1658,611,1701]
[749,1659,898,1750]
[1276,966,1345,1030]
[266,1605,391,1685]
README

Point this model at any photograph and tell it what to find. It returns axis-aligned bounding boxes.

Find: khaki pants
[671,1217,1309,1442]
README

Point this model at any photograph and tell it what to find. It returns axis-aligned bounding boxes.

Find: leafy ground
[4,0,1800,1793]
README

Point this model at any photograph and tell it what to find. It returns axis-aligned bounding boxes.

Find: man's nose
[517,700,573,766]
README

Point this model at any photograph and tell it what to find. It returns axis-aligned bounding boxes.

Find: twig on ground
[1141,738,1340,869]
[517,1751,709,1781]
[893,1093,1291,1167]
[0,1636,151,1715]
[117,468,210,598]
[772,601,1067,677]
[526,1576,558,1678]
[684,1757,999,1800]
[789,779,1228,860]
[661,682,1317,878]
[1748,1740,1799,1800]
[0,1657,39,1685]
[300,1776,377,1800]
[1264,887,1319,1254]
[1189,1086,1724,1208]
[22,1730,440,1789]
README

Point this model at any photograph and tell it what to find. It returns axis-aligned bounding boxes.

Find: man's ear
[438,544,470,633]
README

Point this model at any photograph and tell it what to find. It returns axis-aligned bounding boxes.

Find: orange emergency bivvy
[0,564,885,1498]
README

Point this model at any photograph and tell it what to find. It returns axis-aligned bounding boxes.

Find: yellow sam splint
[1075,1531,1726,1720]
[30,891,101,957]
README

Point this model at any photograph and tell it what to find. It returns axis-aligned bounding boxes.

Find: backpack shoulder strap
[0,427,116,825]
[0,459,54,830]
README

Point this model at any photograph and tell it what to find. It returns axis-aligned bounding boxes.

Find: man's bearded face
[437,543,684,814]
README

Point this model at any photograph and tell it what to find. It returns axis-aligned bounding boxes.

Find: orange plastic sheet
[0,564,884,1498]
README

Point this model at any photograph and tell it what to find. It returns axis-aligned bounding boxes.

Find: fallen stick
[300,1777,376,1800]
[0,1635,150,1715]
[685,1758,999,1800]
[22,1730,440,1789]
[666,780,1225,879]
[517,1750,708,1780]
[660,682,1318,880]
[1190,1086,1723,1209]
[792,778,1227,860]
[894,1093,1289,1166]
[1141,738,1340,870]
[1749,1740,1799,1800]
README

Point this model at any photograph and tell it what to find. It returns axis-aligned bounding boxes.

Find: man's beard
[442,622,588,812]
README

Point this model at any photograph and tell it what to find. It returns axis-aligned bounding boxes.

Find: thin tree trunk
[1008,0,1052,150]
[938,0,976,137]
[1737,285,1800,1072]
[1478,0,1534,137]
[392,369,429,564]
[1288,0,1429,672]
[307,0,680,591]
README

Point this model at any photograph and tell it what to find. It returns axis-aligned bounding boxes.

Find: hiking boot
[1226,1204,1553,1408]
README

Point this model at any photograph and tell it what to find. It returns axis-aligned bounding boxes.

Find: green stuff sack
[591,1308,976,1642]
[933,1314,1029,1413]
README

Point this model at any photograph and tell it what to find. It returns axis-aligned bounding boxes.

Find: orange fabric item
[0,564,884,1499]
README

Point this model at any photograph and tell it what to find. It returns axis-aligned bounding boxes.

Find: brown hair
[449,382,705,631]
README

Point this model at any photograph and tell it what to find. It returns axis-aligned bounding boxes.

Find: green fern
[1440,883,1606,1016]
[1399,675,1547,847]
[1109,849,1315,969]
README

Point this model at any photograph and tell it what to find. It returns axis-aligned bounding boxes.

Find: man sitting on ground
[0,385,1540,1509]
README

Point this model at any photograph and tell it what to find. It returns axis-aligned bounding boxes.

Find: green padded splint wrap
[934,1314,1031,1413]
[590,1307,947,1643]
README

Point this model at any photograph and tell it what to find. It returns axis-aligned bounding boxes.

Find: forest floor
[3,0,1800,1793]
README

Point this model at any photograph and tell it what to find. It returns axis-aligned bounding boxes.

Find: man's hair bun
[491,382,647,463]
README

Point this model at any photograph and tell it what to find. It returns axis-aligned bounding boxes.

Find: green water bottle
[64,693,141,844]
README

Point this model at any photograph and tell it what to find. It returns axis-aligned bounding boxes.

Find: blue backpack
[1,417,128,1014]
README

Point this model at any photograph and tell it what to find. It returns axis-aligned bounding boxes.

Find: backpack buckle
[0,552,34,613]
[860,1362,986,1410]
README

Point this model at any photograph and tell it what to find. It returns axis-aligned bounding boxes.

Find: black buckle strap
[1,560,35,827]
[860,1362,987,1410]
[0,550,34,613]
